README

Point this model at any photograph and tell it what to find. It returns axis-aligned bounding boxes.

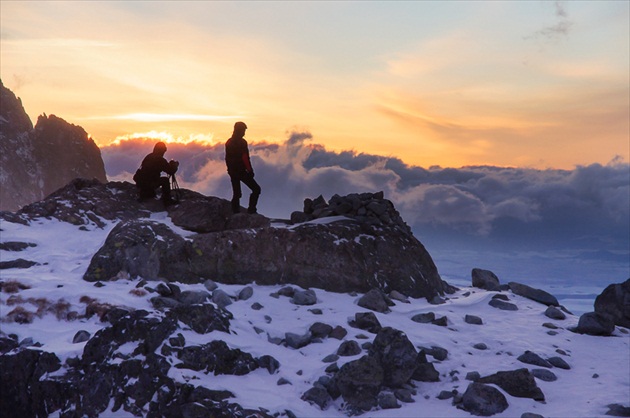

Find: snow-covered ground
[1,214,629,417]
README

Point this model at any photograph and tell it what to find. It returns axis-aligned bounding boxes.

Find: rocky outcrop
[0,300,276,418]
[594,279,630,328]
[0,80,107,211]
[18,180,450,299]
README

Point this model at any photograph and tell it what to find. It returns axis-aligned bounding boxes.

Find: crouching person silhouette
[133,141,179,207]
[225,121,261,214]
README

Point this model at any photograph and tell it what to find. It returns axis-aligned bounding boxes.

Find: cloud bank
[101,132,629,253]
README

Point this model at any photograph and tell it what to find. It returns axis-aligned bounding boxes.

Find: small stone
[251,302,264,310]
[72,330,90,344]
[465,314,483,325]
[411,312,435,323]
[238,286,254,301]
[277,378,292,386]
[473,343,488,350]
[545,306,566,320]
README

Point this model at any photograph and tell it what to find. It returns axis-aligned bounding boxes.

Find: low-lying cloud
[101,131,629,252]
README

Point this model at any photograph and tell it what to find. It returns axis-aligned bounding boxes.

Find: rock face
[594,279,630,328]
[0,80,107,211]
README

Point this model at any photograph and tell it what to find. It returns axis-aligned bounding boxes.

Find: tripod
[170,174,181,203]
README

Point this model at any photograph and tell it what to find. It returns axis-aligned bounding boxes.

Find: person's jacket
[135,152,177,185]
[225,136,253,175]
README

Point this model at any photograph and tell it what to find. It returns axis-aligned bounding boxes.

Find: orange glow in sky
[1,1,628,169]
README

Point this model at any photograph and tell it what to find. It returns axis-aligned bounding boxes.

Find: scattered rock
[411,312,435,323]
[285,332,312,349]
[573,312,616,336]
[378,392,401,409]
[509,282,559,306]
[545,306,566,320]
[369,327,418,387]
[517,351,553,369]
[489,298,518,311]
[72,330,91,344]
[349,312,382,333]
[309,322,333,339]
[357,288,393,313]
[478,368,545,401]
[465,314,483,325]
[291,289,317,306]
[459,382,509,416]
[595,279,630,329]
[212,289,233,309]
[301,386,331,410]
[547,356,571,370]
[337,340,362,357]
[471,268,501,291]
[333,355,384,412]
[238,286,254,301]
[531,368,557,382]
[606,403,630,417]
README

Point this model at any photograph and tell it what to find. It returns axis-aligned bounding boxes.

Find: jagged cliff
[0,80,107,211]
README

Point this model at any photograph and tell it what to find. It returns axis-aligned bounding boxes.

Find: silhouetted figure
[133,141,179,206]
[225,121,261,214]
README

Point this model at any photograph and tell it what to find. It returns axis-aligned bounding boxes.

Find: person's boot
[247,193,259,214]
[231,198,240,214]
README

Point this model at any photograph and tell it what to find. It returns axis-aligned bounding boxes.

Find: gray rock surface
[594,279,630,329]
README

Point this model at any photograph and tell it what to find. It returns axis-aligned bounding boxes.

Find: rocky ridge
[0,80,107,211]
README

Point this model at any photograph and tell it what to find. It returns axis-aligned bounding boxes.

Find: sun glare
[112,131,216,146]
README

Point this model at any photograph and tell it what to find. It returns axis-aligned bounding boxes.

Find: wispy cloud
[85,114,242,123]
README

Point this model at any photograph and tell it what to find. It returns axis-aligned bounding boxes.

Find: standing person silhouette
[225,121,261,214]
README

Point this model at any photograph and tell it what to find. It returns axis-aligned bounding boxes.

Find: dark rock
[412,362,440,382]
[337,340,362,357]
[478,368,545,401]
[473,343,488,350]
[176,340,259,375]
[357,288,393,313]
[178,290,209,305]
[509,282,559,306]
[212,289,233,309]
[291,289,317,306]
[394,388,415,403]
[322,354,339,363]
[203,279,218,291]
[492,294,510,301]
[329,325,348,340]
[460,382,509,416]
[606,403,630,417]
[545,306,566,320]
[547,356,571,370]
[333,355,384,411]
[0,242,36,251]
[169,303,232,334]
[378,392,401,409]
[277,377,292,385]
[431,316,448,326]
[369,327,418,387]
[595,279,630,329]
[437,390,457,400]
[531,369,557,382]
[411,312,435,323]
[251,302,264,310]
[0,259,38,269]
[573,311,616,336]
[489,298,518,311]
[285,332,312,349]
[422,346,449,361]
[472,268,501,291]
[465,314,483,325]
[238,286,254,301]
[301,386,331,410]
[309,322,333,339]
[466,371,481,381]
[349,312,382,333]
[522,413,545,418]
[72,330,91,344]
[257,355,280,374]
[517,351,553,368]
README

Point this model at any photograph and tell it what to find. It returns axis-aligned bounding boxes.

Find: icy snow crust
[1,215,629,418]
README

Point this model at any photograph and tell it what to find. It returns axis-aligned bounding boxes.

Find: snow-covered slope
[1,212,629,417]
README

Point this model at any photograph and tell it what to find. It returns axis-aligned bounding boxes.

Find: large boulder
[573,312,616,336]
[459,383,509,416]
[477,368,545,401]
[594,279,630,329]
[368,327,418,387]
[472,268,501,291]
[333,355,384,411]
[75,187,447,299]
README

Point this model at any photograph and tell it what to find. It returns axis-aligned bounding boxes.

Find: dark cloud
[101,131,629,253]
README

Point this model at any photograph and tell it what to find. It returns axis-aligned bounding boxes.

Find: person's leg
[230,175,242,214]
[242,176,261,214]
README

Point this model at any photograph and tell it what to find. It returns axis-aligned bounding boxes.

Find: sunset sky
[1,1,628,169]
